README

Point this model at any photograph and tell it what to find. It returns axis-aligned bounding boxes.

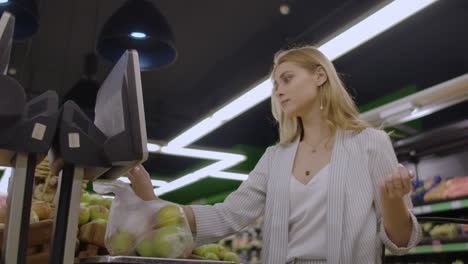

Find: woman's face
[273,61,324,117]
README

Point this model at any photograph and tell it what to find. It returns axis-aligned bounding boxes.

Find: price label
[451,201,462,209]
[422,205,432,213]
[412,207,422,215]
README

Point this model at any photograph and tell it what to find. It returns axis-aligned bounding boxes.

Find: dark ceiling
[6,0,468,190]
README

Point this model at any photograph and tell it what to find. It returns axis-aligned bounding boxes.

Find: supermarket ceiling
[6,0,468,200]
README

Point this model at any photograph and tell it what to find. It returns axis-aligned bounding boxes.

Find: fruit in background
[109,230,136,255]
[99,198,113,209]
[224,252,241,264]
[31,201,53,220]
[429,224,459,240]
[420,222,433,233]
[79,205,90,225]
[136,234,154,257]
[193,245,206,256]
[204,252,219,261]
[201,244,220,258]
[156,204,184,228]
[30,210,39,223]
[81,192,91,204]
[88,194,103,205]
[152,225,189,258]
[91,218,107,225]
[89,205,109,220]
[216,244,227,259]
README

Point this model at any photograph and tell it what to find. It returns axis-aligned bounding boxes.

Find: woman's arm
[380,165,415,247]
[128,165,197,233]
[129,147,272,246]
[368,129,422,255]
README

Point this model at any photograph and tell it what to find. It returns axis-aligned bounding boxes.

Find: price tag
[451,201,461,209]
[422,205,432,213]
[412,207,422,215]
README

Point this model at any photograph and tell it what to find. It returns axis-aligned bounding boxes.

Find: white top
[191,128,423,264]
[287,163,329,262]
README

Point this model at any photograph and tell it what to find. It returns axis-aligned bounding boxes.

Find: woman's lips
[280,99,290,106]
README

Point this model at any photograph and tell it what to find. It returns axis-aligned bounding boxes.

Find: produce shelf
[385,241,468,256]
[412,198,468,215]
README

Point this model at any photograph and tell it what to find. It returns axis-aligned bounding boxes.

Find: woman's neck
[300,108,330,144]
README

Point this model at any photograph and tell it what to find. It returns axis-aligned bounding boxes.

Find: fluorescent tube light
[155,156,245,195]
[147,143,161,152]
[161,146,246,161]
[211,171,248,181]
[0,166,12,193]
[320,0,437,60]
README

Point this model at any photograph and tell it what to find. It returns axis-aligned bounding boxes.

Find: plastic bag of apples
[93,180,193,258]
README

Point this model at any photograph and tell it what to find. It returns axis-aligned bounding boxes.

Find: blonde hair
[271,46,369,146]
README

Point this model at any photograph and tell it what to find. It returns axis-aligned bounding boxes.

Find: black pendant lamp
[0,0,38,40]
[97,0,177,71]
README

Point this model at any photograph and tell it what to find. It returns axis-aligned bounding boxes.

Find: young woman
[129,46,422,264]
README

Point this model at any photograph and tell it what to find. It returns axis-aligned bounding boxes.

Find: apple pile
[108,204,193,258]
[79,192,112,225]
[193,244,241,263]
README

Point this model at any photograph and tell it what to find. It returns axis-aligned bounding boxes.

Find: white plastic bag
[93,180,194,258]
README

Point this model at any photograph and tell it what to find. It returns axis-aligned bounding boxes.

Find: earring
[319,85,324,111]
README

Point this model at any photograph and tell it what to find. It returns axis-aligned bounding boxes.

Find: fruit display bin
[76,256,235,264]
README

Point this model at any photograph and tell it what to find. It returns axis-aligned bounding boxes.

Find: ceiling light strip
[155,157,245,195]
[0,166,12,193]
[211,171,249,181]
[161,146,246,161]
[320,0,437,61]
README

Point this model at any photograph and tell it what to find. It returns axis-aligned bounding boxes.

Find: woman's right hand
[128,165,158,201]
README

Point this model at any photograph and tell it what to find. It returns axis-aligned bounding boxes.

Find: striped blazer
[191,128,422,264]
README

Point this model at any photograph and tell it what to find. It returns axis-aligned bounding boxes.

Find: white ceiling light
[155,156,245,195]
[161,146,246,161]
[320,0,437,61]
[211,171,248,181]
[153,0,438,194]
[279,4,290,15]
[147,143,161,152]
[0,166,12,193]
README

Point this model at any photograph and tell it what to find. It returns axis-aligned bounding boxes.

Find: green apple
[78,205,90,225]
[109,231,135,255]
[89,205,109,220]
[99,198,113,209]
[223,252,241,263]
[204,252,219,261]
[136,234,154,257]
[193,245,206,256]
[91,218,107,225]
[201,244,220,257]
[152,225,188,258]
[81,192,91,204]
[216,244,227,259]
[156,204,184,228]
[88,194,102,205]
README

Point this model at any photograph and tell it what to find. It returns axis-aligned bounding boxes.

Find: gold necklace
[302,136,329,176]
[302,136,329,153]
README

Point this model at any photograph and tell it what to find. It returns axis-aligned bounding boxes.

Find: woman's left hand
[380,164,415,200]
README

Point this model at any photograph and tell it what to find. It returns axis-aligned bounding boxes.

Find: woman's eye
[284,75,293,83]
